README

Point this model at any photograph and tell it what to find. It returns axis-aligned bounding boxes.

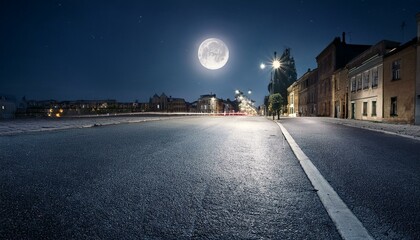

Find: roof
[384,37,417,58]
[346,40,400,69]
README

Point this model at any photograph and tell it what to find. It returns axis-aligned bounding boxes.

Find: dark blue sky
[1,0,418,105]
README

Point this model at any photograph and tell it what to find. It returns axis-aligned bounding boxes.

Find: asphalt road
[280,117,420,240]
[0,117,340,239]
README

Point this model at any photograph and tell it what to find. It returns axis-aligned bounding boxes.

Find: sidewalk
[281,116,420,140]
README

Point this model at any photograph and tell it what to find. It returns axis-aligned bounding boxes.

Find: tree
[268,93,283,120]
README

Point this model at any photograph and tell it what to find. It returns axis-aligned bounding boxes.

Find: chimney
[417,12,420,42]
[342,32,346,44]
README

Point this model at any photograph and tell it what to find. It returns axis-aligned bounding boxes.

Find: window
[372,101,377,116]
[351,77,356,92]
[356,74,362,91]
[391,97,398,116]
[372,68,378,87]
[392,60,401,80]
[363,102,368,116]
[363,71,370,89]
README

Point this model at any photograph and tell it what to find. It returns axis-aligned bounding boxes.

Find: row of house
[149,93,238,114]
[287,13,420,125]
[1,92,240,119]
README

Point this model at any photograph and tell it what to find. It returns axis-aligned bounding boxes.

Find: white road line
[276,121,374,240]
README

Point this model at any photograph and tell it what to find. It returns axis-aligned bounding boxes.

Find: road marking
[276,121,374,240]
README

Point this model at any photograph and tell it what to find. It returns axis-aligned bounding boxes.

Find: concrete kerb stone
[320,117,420,141]
[268,116,420,141]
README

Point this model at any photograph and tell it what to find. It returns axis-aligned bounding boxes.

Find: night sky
[1,0,419,105]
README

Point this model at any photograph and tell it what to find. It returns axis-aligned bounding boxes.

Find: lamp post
[210,97,215,114]
[260,52,282,117]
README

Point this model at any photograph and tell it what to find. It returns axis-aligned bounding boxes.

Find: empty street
[1,116,419,239]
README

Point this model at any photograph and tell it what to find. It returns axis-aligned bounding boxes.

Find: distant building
[0,95,17,119]
[223,98,238,113]
[287,82,299,117]
[189,101,198,113]
[197,94,223,113]
[149,93,188,112]
[168,97,187,112]
[149,93,169,111]
[296,68,318,116]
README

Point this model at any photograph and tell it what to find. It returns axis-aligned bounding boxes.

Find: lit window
[1,106,4,110]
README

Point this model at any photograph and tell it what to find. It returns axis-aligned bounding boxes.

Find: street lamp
[272,59,281,69]
[260,52,282,71]
[211,97,215,113]
[260,51,282,117]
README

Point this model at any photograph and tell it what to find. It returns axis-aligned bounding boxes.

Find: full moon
[198,38,229,70]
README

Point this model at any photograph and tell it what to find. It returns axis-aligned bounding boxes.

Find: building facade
[383,38,418,124]
[347,40,400,121]
[287,81,299,117]
[167,98,187,112]
[316,33,371,117]
[197,94,223,113]
[149,93,169,111]
[332,67,348,119]
[297,68,318,116]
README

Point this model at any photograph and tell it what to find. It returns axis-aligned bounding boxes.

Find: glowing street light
[260,52,282,70]
[272,59,281,69]
[211,97,216,113]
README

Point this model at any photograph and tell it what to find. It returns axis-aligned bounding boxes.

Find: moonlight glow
[198,38,229,70]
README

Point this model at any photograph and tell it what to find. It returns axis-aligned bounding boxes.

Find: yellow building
[287,82,299,117]
[332,67,348,119]
[383,38,418,124]
[347,40,400,121]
